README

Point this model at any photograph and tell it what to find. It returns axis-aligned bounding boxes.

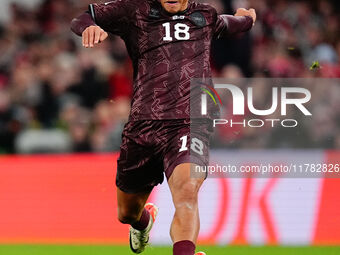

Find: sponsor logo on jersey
[172,15,185,20]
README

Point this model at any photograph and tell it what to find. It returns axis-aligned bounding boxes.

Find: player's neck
[180,1,189,13]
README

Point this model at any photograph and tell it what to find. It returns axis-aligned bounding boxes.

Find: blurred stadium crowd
[0,0,339,154]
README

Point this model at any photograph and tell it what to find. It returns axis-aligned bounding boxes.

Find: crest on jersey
[149,7,160,19]
[189,12,206,27]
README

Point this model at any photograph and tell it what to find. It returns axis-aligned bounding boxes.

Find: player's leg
[117,120,165,253]
[162,119,211,255]
[168,163,205,255]
[117,187,159,254]
[117,187,151,226]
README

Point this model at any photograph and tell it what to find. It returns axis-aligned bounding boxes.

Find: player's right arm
[71,12,108,48]
[70,0,137,48]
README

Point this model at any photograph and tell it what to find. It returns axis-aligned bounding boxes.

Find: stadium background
[0,0,340,254]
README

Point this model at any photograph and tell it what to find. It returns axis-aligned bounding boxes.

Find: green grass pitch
[0,245,340,255]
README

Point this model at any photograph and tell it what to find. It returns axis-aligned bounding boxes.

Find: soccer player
[71,1,255,254]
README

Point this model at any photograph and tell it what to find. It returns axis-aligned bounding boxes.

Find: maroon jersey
[88,0,253,120]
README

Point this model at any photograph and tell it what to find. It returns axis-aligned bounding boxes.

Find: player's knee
[174,181,201,206]
[117,207,139,225]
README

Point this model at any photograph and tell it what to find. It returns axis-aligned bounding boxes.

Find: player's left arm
[214,8,256,39]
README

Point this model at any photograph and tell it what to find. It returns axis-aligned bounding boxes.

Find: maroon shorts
[116,119,212,194]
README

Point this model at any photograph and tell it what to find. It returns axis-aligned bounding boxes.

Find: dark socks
[173,240,196,255]
[131,208,150,231]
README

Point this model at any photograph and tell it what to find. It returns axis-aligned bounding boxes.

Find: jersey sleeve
[89,0,136,36]
[214,15,253,39]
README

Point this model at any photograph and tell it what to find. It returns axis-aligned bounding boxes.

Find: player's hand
[235,8,256,25]
[82,25,108,48]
